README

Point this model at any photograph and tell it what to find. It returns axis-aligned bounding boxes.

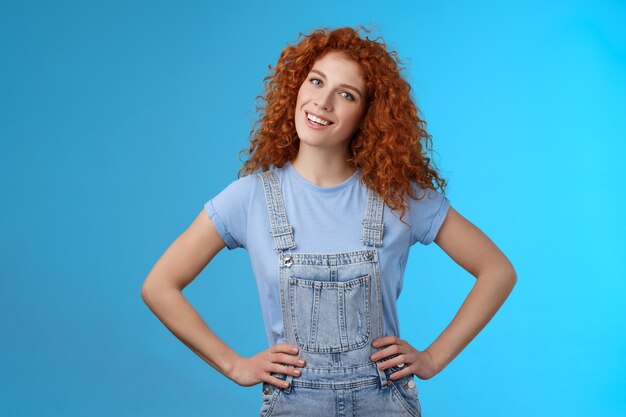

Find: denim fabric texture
[258,170,422,417]
[204,161,450,347]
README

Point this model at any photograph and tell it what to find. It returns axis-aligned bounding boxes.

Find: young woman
[141,26,517,417]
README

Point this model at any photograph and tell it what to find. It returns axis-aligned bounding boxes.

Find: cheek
[294,89,307,130]
[295,91,303,108]
[339,108,365,128]
[295,85,310,108]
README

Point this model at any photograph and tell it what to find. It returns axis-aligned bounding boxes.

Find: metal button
[407,380,415,389]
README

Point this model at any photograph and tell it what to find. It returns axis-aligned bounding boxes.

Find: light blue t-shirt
[204,161,450,347]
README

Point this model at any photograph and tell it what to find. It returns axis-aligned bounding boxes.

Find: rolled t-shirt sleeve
[203,175,255,250]
[408,184,451,246]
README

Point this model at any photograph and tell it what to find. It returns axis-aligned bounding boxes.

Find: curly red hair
[238,26,447,223]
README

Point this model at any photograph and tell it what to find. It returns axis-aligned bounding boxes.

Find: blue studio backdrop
[1,1,624,416]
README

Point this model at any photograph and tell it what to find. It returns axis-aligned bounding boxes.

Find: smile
[306,111,334,126]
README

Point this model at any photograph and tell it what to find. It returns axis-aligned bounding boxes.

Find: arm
[425,205,517,373]
[371,205,517,379]
[140,210,304,388]
[140,210,238,377]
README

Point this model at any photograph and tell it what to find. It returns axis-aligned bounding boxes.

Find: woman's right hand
[228,343,306,389]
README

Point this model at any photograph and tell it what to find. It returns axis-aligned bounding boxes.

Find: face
[294,50,367,153]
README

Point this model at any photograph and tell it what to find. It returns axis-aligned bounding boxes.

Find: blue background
[1,0,624,416]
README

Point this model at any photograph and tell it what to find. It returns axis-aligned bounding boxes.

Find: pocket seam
[389,379,421,417]
[261,384,282,417]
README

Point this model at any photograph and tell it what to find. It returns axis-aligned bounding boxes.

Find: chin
[297,137,323,148]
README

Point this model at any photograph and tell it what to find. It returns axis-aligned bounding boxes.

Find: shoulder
[206,172,263,215]
[222,171,263,195]
[203,172,264,250]
[405,181,450,245]
[407,181,444,202]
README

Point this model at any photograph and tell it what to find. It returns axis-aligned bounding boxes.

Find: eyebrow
[309,69,364,98]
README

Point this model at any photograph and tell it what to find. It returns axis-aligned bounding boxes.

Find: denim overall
[257,170,422,417]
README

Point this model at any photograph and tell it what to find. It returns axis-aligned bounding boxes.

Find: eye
[340,91,355,101]
[310,78,322,86]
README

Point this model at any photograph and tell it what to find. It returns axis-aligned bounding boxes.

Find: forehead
[310,51,365,86]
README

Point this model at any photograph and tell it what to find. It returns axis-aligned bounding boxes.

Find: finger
[273,353,307,367]
[273,343,299,355]
[266,375,291,390]
[370,344,402,362]
[270,363,302,378]
[376,354,406,371]
[389,368,414,380]
[372,336,400,348]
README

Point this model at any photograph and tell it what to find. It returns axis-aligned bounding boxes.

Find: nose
[314,90,333,112]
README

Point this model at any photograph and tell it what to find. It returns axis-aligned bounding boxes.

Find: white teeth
[307,113,330,126]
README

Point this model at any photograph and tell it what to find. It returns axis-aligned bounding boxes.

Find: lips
[304,113,331,130]
[305,111,334,126]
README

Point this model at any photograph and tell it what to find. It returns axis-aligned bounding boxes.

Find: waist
[272,360,390,389]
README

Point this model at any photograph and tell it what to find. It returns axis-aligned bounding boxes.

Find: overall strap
[258,169,297,253]
[361,187,385,247]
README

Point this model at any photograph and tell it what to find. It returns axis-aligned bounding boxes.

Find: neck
[290,145,356,187]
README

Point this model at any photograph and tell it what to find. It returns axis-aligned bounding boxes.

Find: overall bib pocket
[287,274,371,353]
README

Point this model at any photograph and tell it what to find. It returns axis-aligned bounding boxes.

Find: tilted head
[240,26,447,223]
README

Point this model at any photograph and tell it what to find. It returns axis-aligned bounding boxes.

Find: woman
[141,26,517,417]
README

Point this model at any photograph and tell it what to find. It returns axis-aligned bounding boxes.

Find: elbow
[501,259,517,293]
[141,275,180,306]
[141,280,153,305]
[479,258,517,292]
[493,250,517,290]
[141,276,161,306]
[507,265,518,292]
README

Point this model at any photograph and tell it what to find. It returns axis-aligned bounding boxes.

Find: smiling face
[294,50,367,154]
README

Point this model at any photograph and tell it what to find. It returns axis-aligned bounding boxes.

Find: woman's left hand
[370,336,439,380]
